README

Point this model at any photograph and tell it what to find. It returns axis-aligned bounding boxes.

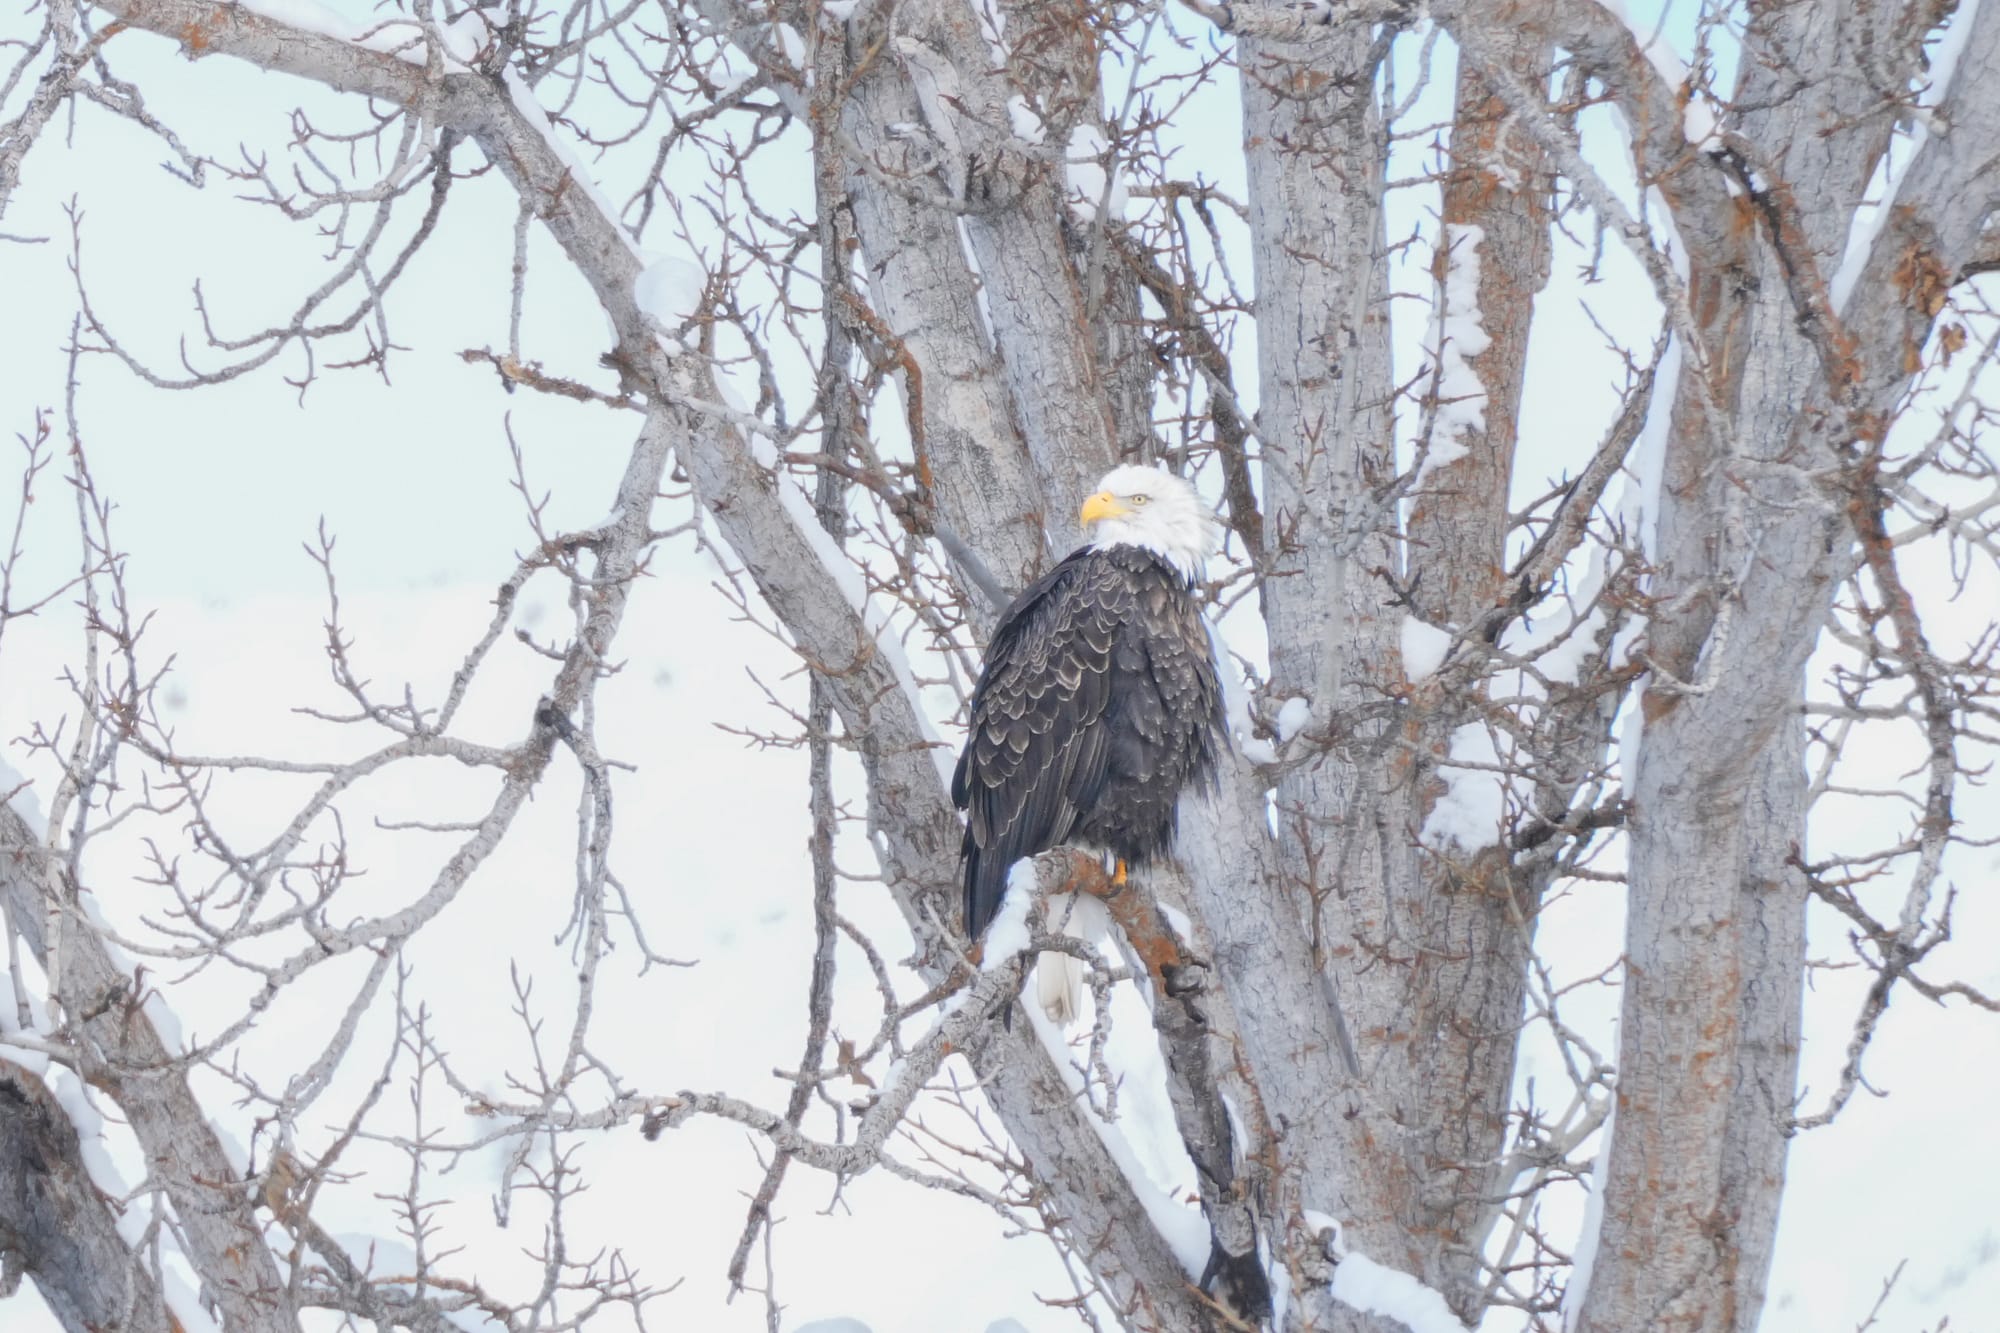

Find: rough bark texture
[0,1058,170,1333]
[1,807,291,1333]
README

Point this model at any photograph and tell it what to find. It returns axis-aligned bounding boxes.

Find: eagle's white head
[1080,464,1219,579]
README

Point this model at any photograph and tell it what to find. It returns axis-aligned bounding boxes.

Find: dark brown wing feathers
[954,546,1223,938]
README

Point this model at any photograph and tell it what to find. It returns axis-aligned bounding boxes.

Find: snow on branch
[1331,1253,1472,1333]
[0,802,290,1333]
[1414,223,1492,487]
[0,1056,174,1333]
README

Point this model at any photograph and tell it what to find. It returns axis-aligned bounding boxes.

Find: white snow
[1420,723,1506,853]
[140,989,186,1057]
[1681,97,1720,151]
[1021,977,1211,1276]
[980,860,1039,970]
[1501,594,1608,690]
[1275,695,1313,743]
[1616,694,1646,793]
[821,0,861,18]
[211,1119,252,1175]
[971,0,1009,65]
[773,22,807,69]
[1562,1096,1616,1329]
[72,885,140,978]
[1207,619,1272,764]
[1415,224,1491,485]
[1590,0,1722,151]
[634,255,705,331]
[1329,1249,1471,1332]
[1006,95,1046,145]
[981,863,1209,1278]
[1064,124,1129,222]
[736,406,954,786]
[711,48,756,95]
[1416,550,1616,852]
[1218,1091,1248,1160]
[160,1262,222,1333]
[49,1066,128,1202]
[1240,736,1279,764]
[1607,614,1646,671]
[763,464,958,789]
[1400,617,1452,683]
[1828,2,1984,313]
[442,10,492,63]
[1620,330,1681,563]
[239,0,381,44]
[1607,286,1682,780]
[335,1230,421,1275]
[239,0,472,69]
[502,70,639,264]
[1302,1209,1343,1253]
[0,957,54,1076]
[1644,184,1692,287]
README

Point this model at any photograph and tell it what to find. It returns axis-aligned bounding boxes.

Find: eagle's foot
[1087,853,1130,896]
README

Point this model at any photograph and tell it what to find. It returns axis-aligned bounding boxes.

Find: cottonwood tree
[2,0,1998,1329]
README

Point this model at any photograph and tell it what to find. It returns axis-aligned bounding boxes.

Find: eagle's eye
[1130,494,1150,506]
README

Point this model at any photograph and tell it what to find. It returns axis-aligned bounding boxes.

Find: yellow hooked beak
[1080,491,1128,526]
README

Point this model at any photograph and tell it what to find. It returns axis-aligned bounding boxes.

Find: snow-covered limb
[1413,222,1492,486]
[1419,721,1509,853]
[1560,1095,1616,1330]
[0,1057,174,1333]
[0,803,289,1333]
[1329,1250,1472,1333]
[1024,851,1274,1319]
[1447,20,1721,412]
[1586,0,1723,146]
[646,843,1272,1319]
[1292,1209,1473,1331]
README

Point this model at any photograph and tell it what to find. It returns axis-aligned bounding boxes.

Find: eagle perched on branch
[953,465,1227,1022]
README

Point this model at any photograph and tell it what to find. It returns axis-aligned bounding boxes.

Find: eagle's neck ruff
[1088,532,1204,585]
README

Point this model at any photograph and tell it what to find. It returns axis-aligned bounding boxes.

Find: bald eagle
[953,465,1226,1022]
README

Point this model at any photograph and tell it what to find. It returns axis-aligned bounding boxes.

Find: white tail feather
[1035,950,1089,1026]
[1033,893,1112,1026]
